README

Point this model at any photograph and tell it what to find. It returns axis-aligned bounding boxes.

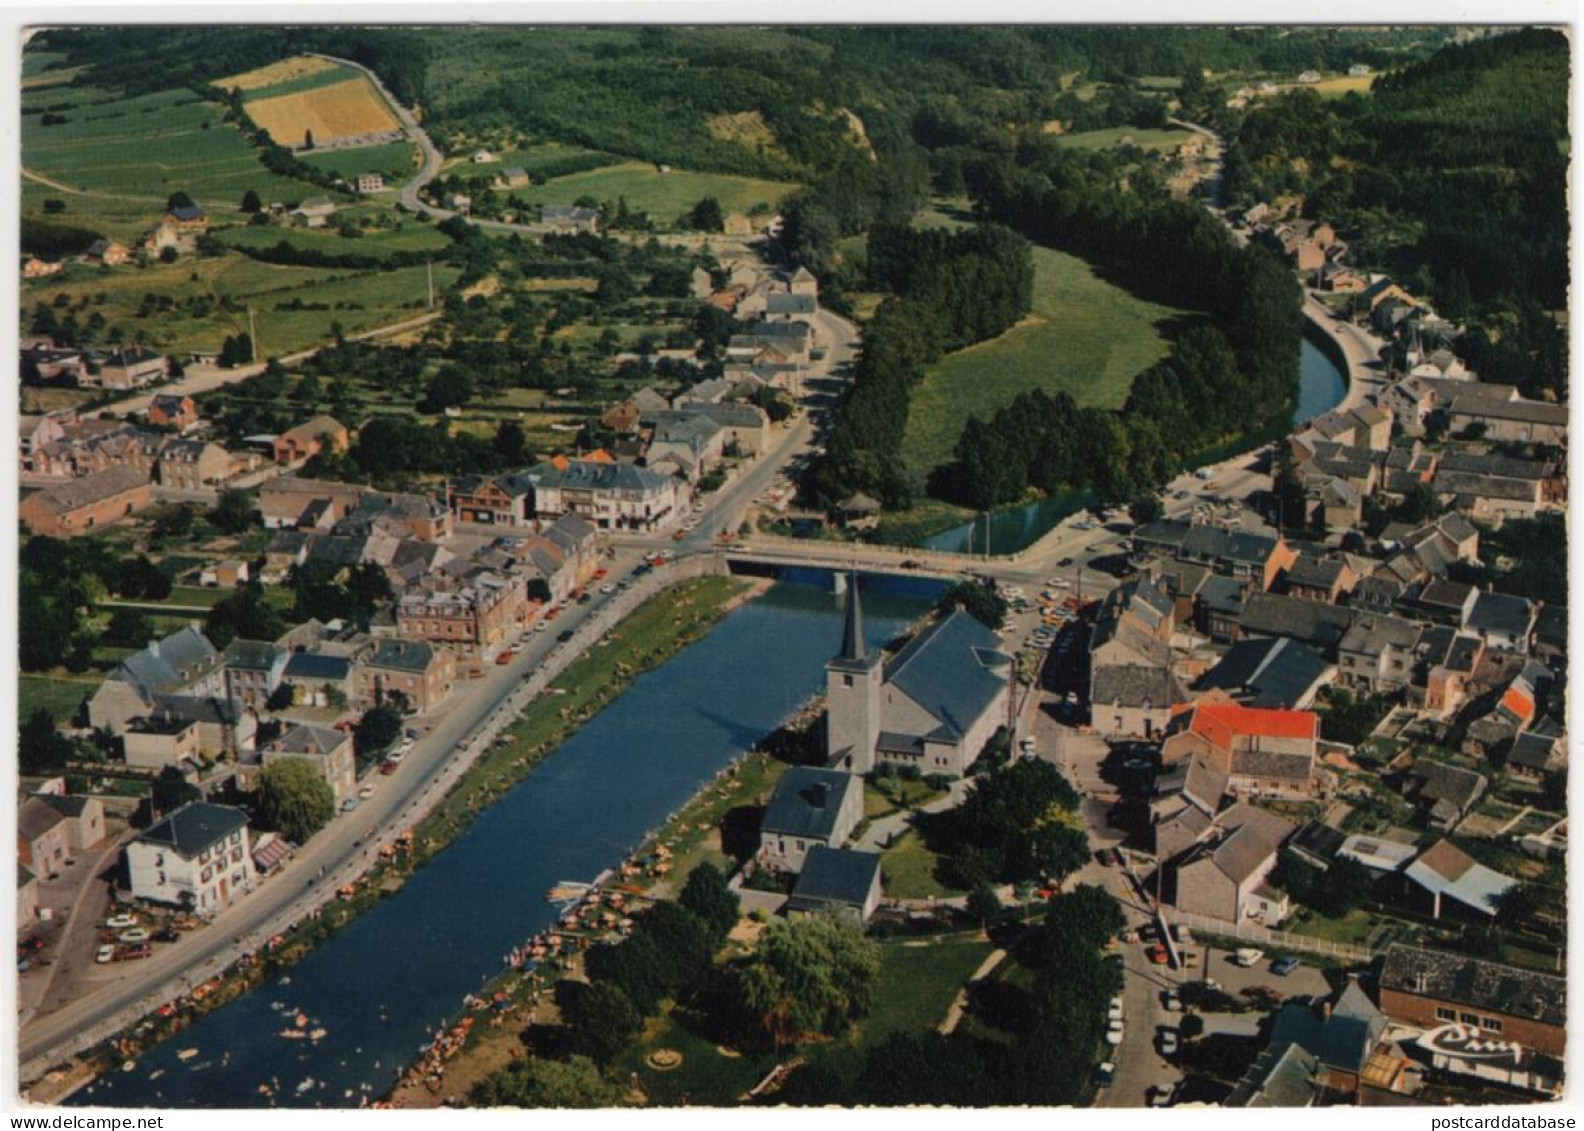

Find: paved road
[19,541,656,1070]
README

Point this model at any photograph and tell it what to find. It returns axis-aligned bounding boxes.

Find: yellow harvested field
[247,77,400,147]
[1277,74,1377,97]
[219,54,339,92]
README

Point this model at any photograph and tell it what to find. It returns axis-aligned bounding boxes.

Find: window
[1481,1017,1503,1033]
[1460,1012,1479,1025]
[1435,1008,1456,1022]
[796,840,805,851]
[842,674,853,688]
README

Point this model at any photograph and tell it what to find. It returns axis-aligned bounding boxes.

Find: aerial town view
[11,21,1571,1113]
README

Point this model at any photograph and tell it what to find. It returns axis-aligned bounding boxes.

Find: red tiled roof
[1189,702,1318,749]
[1501,687,1535,723]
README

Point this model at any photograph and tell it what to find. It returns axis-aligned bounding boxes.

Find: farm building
[356,173,385,193]
[19,465,153,536]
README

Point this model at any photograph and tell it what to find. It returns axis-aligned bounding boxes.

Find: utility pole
[247,305,259,363]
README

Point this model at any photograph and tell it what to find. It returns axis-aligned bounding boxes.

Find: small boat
[149,1071,164,1082]
[296,1078,316,1095]
[309,1028,328,1041]
[177,1048,199,1061]
[122,1060,136,1072]
[279,1029,307,1040]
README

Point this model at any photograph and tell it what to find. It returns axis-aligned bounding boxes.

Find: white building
[125,802,255,914]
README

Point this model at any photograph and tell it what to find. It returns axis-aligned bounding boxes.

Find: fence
[1162,908,1377,963]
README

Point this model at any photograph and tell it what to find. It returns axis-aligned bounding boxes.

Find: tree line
[808,222,1035,507]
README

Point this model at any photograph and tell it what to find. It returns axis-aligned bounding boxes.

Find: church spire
[840,571,865,662]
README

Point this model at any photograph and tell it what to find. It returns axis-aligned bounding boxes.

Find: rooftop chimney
[810,782,828,809]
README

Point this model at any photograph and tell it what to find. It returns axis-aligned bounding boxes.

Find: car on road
[900,559,923,570]
[1147,944,1170,965]
[557,630,574,643]
[380,760,398,776]
[1157,1029,1179,1057]
[1056,557,1074,567]
[359,784,376,800]
[1161,990,1182,1012]
[341,797,359,813]
[600,583,616,594]
[105,914,138,930]
[1271,956,1301,976]
[1147,1085,1173,1107]
[96,944,117,964]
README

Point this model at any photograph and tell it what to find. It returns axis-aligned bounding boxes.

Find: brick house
[354,639,456,715]
[1377,944,1564,1059]
[261,724,357,805]
[19,464,152,536]
[1161,702,1318,799]
[157,439,231,489]
[223,640,289,707]
[147,394,198,431]
[273,416,349,464]
[94,346,169,391]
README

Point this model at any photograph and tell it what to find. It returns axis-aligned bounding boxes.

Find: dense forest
[1218,28,1568,398]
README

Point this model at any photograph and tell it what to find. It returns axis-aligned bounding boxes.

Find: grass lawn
[848,932,994,1050]
[865,777,946,819]
[512,161,795,225]
[19,674,97,725]
[871,498,975,547]
[1288,907,1376,945]
[1053,126,1193,152]
[215,213,451,258]
[900,240,1192,477]
[297,141,418,181]
[881,829,966,901]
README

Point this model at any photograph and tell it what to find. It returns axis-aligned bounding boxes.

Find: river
[74,574,941,1109]
[920,332,1349,555]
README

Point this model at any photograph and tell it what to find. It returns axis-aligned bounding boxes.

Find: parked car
[96,944,117,964]
[341,797,360,813]
[359,784,376,800]
[104,914,138,930]
[1157,1029,1179,1057]
[1093,1061,1115,1087]
[1108,997,1125,1022]
[1161,990,1182,1012]
[117,928,150,944]
[1105,1020,1124,1046]
[1271,956,1301,976]
[1233,947,1265,968]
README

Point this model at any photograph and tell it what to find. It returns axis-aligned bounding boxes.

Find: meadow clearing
[298,140,417,181]
[900,239,1191,476]
[245,75,400,148]
[1052,125,1195,153]
[511,160,794,221]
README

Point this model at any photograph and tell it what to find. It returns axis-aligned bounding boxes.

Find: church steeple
[839,571,865,662]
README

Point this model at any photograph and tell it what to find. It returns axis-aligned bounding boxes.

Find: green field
[1053,126,1194,152]
[22,82,318,232]
[214,209,451,258]
[881,829,966,900]
[513,161,794,222]
[18,674,97,725]
[20,252,452,356]
[900,240,1191,475]
[237,63,361,101]
[462,142,615,176]
[298,141,417,181]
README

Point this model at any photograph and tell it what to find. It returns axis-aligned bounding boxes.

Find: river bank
[38,574,756,1106]
[71,576,939,1108]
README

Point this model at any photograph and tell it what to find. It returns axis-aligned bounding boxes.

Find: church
[826,575,1014,778]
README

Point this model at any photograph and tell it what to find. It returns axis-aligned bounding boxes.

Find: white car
[1161,991,1183,1013]
[358,783,376,800]
[1157,1029,1179,1057]
[117,928,150,944]
[599,583,617,594]
[1107,997,1124,1022]
[105,914,138,930]
[1105,1020,1124,1046]
[96,944,117,964]
[534,622,548,633]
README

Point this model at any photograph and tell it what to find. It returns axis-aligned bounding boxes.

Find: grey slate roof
[1284,554,1346,590]
[1091,665,1185,709]
[361,638,439,673]
[524,459,672,495]
[283,652,352,682]
[1198,636,1331,709]
[762,768,860,841]
[137,801,247,860]
[1379,943,1564,1027]
[787,846,881,912]
[1239,592,1354,651]
[884,610,1006,740]
[270,723,346,758]
[113,627,220,698]
[224,639,285,672]
[1468,591,1534,640]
